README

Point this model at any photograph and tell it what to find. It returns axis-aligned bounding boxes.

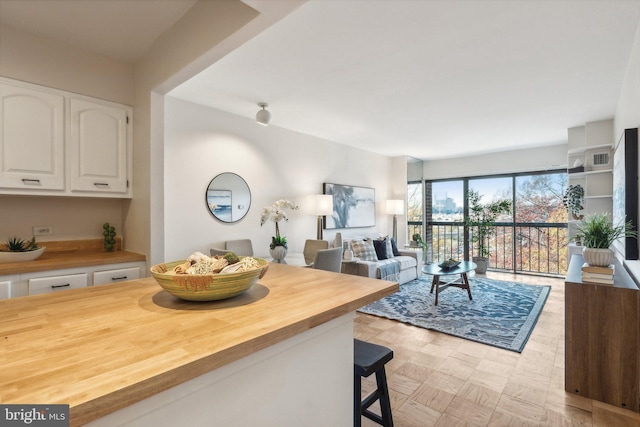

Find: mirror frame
[205,172,251,223]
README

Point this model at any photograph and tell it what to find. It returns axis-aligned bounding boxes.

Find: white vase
[582,247,614,267]
[269,245,288,263]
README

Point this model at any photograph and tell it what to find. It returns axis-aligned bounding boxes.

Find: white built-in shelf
[568,169,613,178]
[567,144,613,155]
[585,194,613,199]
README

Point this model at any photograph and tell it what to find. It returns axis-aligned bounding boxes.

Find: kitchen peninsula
[0,262,398,426]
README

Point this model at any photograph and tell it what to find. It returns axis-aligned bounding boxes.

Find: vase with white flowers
[260,199,299,263]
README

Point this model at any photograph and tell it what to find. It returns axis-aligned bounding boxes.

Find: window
[421,170,568,276]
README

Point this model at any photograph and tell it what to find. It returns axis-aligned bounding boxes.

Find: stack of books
[581,263,614,285]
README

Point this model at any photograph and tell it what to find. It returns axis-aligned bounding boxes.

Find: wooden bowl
[150,257,269,301]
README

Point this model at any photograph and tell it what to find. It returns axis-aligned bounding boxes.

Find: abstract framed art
[323,183,375,229]
[612,127,639,260]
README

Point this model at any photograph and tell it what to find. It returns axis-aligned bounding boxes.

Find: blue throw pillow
[390,238,401,256]
[373,239,388,260]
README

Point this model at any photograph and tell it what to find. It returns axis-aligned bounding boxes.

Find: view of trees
[408,171,569,276]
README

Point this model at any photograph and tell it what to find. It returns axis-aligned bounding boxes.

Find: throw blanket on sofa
[377,259,400,282]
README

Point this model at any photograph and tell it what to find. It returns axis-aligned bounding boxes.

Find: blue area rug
[358,275,550,352]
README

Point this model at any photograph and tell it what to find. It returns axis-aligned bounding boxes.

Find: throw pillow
[351,239,379,262]
[384,236,394,258]
[373,239,388,260]
[390,238,401,256]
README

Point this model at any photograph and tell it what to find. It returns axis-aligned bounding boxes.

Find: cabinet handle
[51,283,71,289]
[22,179,41,185]
[94,182,110,188]
[111,276,127,281]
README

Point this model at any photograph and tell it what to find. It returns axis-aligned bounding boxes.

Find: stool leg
[354,372,362,427]
[376,367,393,427]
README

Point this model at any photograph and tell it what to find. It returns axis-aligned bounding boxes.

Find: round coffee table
[422,261,477,305]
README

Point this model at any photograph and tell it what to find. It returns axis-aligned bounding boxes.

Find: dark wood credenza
[565,254,640,412]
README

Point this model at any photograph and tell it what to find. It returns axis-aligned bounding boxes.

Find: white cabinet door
[29,273,87,295]
[0,80,65,190]
[69,98,130,194]
[93,267,140,285]
[0,280,10,300]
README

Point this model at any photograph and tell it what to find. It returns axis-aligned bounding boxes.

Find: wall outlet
[33,226,53,236]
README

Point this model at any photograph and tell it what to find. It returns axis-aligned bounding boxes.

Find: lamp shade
[314,194,334,216]
[386,199,405,215]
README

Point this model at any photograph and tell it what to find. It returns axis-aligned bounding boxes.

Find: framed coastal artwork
[323,183,375,229]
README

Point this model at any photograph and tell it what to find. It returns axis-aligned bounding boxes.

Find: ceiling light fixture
[256,103,271,126]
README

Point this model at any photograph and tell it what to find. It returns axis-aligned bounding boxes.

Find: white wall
[614,19,640,137]
[422,144,568,180]
[163,97,397,260]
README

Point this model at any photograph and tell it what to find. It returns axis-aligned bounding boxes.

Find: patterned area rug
[358,275,550,352]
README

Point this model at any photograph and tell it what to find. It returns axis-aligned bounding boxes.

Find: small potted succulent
[0,236,45,263]
[571,212,637,266]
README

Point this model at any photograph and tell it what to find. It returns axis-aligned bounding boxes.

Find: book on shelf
[581,276,614,285]
[581,263,614,274]
[581,272,614,280]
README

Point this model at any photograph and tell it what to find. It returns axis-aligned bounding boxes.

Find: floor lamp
[386,199,405,242]
[314,195,334,240]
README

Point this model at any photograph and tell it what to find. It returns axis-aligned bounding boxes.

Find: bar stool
[354,339,394,427]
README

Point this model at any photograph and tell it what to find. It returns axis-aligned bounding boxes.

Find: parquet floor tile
[354,271,640,426]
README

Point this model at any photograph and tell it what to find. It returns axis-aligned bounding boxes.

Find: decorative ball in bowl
[150,255,269,302]
[438,259,460,270]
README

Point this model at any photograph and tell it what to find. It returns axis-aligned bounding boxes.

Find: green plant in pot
[562,184,584,221]
[465,189,512,274]
[571,212,637,267]
[2,236,40,252]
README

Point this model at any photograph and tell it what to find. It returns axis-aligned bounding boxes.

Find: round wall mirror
[206,173,251,223]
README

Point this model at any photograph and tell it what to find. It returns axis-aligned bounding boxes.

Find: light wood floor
[354,271,640,426]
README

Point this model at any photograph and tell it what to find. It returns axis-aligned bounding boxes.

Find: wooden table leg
[430,275,437,294]
[434,277,440,306]
[462,273,472,301]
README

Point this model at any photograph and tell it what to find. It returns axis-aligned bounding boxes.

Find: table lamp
[314,195,334,240]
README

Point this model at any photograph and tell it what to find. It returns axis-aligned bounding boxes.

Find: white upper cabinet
[0,77,132,198]
[69,98,130,194]
[0,81,65,190]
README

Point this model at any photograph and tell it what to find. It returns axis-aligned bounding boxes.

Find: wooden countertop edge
[71,281,398,426]
[0,250,146,275]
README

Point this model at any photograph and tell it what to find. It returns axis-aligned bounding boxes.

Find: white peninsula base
[86,313,355,427]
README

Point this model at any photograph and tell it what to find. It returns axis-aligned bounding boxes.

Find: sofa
[341,236,422,285]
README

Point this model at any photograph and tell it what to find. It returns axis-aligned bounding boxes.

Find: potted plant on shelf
[571,212,637,267]
[0,236,45,263]
[562,184,584,221]
[465,189,512,274]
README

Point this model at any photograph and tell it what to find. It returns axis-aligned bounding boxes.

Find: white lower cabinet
[29,273,88,296]
[0,280,11,300]
[3,261,146,298]
[93,267,140,286]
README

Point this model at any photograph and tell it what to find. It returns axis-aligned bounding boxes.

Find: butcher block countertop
[0,238,146,275]
[0,262,398,426]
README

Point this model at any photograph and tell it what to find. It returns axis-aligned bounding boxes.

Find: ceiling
[2,1,639,160]
[0,0,198,62]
